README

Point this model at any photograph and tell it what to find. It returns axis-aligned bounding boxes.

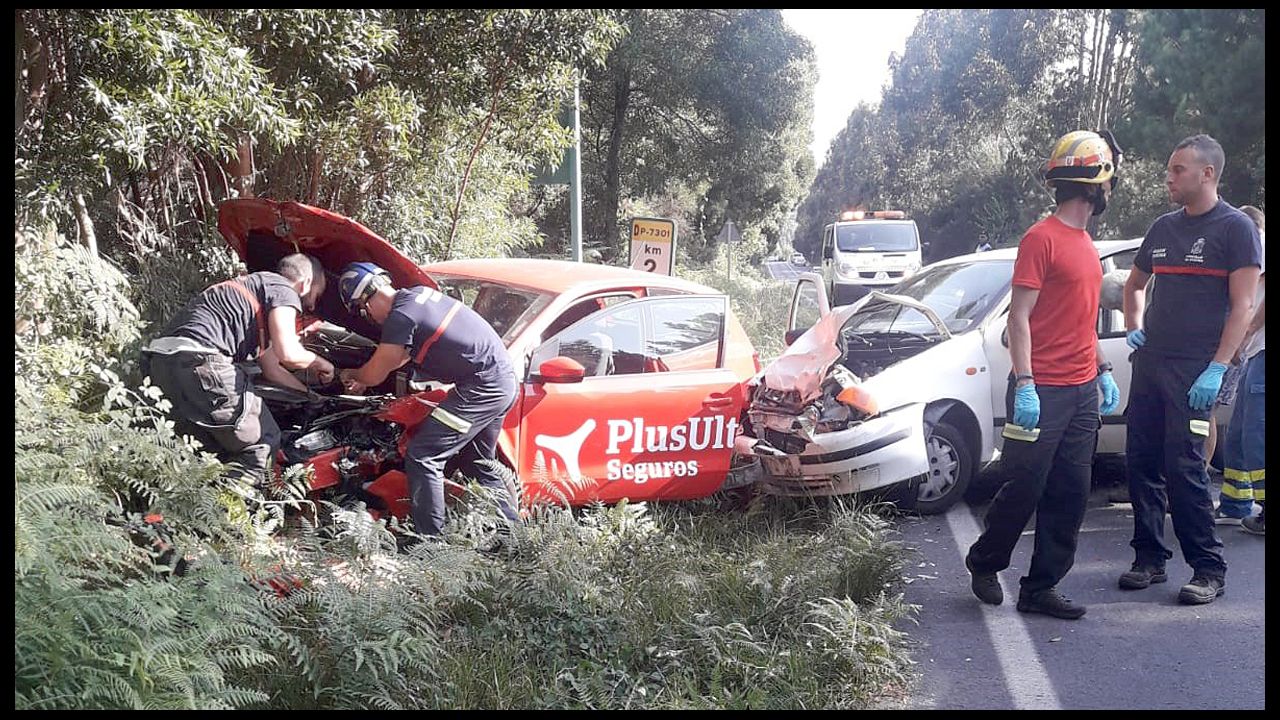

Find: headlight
[838,262,857,273]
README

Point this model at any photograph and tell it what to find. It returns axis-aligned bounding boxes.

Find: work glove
[1126,328,1146,350]
[1188,361,1229,411]
[1013,383,1040,431]
[1098,371,1120,415]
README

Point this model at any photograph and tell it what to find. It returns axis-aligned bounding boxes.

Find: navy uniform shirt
[381,286,512,384]
[1135,199,1262,362]
[164,271,301,362]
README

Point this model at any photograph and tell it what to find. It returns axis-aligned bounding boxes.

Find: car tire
[914,420,973,515]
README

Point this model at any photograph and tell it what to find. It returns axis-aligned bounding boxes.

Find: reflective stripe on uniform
[1219,481,1254,500]
[1001,423,1041,442]
[1225,468,1266,482]
[430,406,472,434]
[1189,419,1210,436]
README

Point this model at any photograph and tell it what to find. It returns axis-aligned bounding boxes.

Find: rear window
[835,222,919,252]
[427,274,553,344]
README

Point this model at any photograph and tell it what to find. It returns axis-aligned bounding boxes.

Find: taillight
[752,351,762,373]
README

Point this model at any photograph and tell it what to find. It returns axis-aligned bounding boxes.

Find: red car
[218,199,763,520]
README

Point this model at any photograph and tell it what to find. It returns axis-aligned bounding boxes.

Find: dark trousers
[1220,349,1266,515]
[405,370,519,536]
[1126,351,1226,579]
[968,379,1100,596]
[142,351,279,483]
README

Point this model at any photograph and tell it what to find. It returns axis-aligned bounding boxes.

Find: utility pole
[570,76,582,262]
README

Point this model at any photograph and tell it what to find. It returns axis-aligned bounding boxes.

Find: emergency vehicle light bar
[839,210,906,221]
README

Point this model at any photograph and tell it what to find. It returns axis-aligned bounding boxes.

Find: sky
[781,9,923,169]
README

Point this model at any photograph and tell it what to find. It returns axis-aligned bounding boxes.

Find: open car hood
[217,199,437,338]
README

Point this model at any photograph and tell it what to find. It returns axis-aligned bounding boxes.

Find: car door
[518,294,744,505]
[789,272,831,332]
[1096,247,1139,453]
[820,225,835,292]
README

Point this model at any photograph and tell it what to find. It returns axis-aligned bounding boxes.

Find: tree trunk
[1087,10,1104,125]
[191,152,212,221]
[1097,16,1118,128]
[15,11,24,137]
[306,150,324,205]
[600,65,632,252]
[234,133,255,198]
[73,190,97,256]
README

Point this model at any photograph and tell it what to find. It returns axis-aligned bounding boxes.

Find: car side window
[542,293,635,340]
[643,296,725,373]
[532,303,646,378]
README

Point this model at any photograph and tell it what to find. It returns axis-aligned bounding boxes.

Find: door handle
[702,394,734,410]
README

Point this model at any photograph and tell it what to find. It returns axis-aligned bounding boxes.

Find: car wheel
[914,420,973,515]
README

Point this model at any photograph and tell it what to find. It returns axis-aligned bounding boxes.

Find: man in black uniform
[336,262,518,537]
[142,253,335,483]
[1119,134,1262,604]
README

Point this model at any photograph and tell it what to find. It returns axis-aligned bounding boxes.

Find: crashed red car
[217,199,763,521]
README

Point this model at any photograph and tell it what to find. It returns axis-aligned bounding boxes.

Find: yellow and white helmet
[1044,130,1121,186]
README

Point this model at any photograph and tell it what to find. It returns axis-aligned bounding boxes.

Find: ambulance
[820,210,923,305]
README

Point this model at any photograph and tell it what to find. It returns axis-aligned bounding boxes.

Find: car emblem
[875,271,889,280]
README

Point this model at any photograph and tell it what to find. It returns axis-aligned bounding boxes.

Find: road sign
[629,217,677,275]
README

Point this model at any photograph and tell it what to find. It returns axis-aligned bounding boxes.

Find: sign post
[715,220,740,282]
[629,217,677,275]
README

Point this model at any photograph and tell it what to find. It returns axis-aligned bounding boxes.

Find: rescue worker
[335,262,519,538]
[965,130,1124,620]
[1216,205,1265,532]
[1119,134,1262,604]
[142,253,335,484]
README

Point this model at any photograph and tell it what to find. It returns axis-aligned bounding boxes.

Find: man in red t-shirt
[965,130,1124,620]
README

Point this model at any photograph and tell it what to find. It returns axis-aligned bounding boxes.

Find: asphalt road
[763,260,815,281]
[889,472,1265,710]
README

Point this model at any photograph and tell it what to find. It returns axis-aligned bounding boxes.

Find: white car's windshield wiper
[854,329,937,342]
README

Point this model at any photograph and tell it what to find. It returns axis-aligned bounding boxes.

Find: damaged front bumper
[749,402,929,497]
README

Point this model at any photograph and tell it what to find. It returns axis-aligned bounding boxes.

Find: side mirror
[536,356,586,384]
[822,244,832,260]
[784,328,807,347]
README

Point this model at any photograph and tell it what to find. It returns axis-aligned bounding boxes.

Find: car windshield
[426,274,554,344]
[845,259,1015,335]
[835,222,918,252]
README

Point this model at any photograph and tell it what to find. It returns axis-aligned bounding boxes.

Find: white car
[791,252,808,266]
[744,239,1143,514]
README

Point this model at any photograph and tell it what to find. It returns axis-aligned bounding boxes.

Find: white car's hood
[760,292,951,402]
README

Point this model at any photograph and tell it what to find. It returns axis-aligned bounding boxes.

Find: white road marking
[946,506,1063,710]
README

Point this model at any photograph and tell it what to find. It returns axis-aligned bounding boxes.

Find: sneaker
[1118,562,1168,590]
[1016,588,1087,620]
[965,554,1003,605]
[1241,510,1265,536]
[1178,573,1225,605]
[1214,507,1247,525]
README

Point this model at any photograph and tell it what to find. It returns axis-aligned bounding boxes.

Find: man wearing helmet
[965,130,1123,620]
[142,253,335,485]
[335,262,519,539]
[1117,134,1262,604]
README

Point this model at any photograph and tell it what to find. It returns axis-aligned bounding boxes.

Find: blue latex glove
[1188,362,1229,410]
[1098,371,1120,415]
[1126,328,1146,349]
[1013,383,1040,431]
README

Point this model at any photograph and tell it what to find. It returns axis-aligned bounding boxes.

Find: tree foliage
[573,9,816,265]
[796,9,1264,262]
